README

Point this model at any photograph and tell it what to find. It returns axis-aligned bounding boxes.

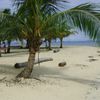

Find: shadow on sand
[0,64,23,76]
[32,66,100,87]
[1,51,28,58]
[0,64,100,87]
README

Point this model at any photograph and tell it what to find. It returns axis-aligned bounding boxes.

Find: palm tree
[1,0,100,78]
[44,20,74,49]
[59,31,74,48]
[53,20,75,48]
[0,33,6,56]
[2,9,11,53]
[44,33,56,50]
[0,8,23,53]
[13,0,70,78]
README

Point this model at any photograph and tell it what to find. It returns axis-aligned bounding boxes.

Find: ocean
[41,41,99,47]
[1,40,100,47]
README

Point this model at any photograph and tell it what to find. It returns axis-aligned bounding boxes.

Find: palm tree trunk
[7,41,11,53]
[16,46,36,78]
[45,41,48,48]
[16,39,40,78]
[48,39,52,50]
[60,38,63,48]
[0,41,1,57]
[0,50,1,57]
[44,39,48,48]
[26,39,29,49]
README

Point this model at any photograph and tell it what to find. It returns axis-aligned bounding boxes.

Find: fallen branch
[14,58,53,68]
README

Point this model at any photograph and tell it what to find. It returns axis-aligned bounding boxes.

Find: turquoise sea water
[41,41,100,47]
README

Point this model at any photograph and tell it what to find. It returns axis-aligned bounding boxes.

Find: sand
[0,46,100,100]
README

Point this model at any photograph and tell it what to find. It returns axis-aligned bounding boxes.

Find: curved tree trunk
[7,41,11,53]
[60,38,63,48]
[16,39,40,78]
[16,46,36,78]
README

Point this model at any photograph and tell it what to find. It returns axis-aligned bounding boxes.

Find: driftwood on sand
[14,58,53,68]
[58,62,66,67]
[53,49,60,53]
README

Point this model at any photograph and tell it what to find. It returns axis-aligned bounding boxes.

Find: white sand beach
[0,46,100,100]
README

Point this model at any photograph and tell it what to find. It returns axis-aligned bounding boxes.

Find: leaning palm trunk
[16,39,40,78]
[16,47,36,78]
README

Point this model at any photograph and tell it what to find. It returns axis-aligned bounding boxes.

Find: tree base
[16,68,32,78]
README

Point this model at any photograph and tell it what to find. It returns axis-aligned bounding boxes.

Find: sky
[0,0,12,10]
[0,0,100,41]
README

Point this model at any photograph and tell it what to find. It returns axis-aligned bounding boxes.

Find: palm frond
[44,3,100,40]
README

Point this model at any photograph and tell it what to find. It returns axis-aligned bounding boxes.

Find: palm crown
[13,1,100,40]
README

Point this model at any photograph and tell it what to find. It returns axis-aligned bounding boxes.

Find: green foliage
[0,1,100,44]
[0,9,20,41]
